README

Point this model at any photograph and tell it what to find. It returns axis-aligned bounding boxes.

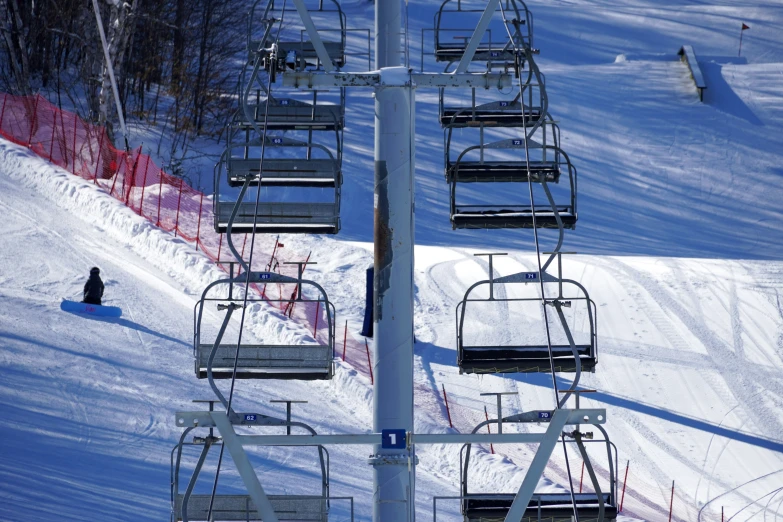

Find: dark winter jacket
[83,273,105,305]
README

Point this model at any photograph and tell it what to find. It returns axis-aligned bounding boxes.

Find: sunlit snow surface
[3,0,783,520]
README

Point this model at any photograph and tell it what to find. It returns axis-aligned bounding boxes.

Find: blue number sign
[381,429,407,449]
[512,139,522,146]
[244,414,257,422]
[538,411,551,420]
[525,272,538,280]
[272,137,283,144]
[260,273,272,280]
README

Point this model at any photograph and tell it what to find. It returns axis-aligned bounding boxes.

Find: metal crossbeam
[176,409,605,436]
[282,70,512,89]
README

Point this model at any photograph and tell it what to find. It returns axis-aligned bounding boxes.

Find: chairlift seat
[196,344,333,380]
[440,106,542,128]
[175,494,328,521]
[249,40,346,67]
[451,206,576,230]
[226,158,339,188]
[435,44,516,64]
[462,493,617,522]
[459,344,595,374]
[215,201,340,234]
[447,161,560,183]
[234,101,344,131]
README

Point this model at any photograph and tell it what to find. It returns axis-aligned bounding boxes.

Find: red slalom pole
[579,461,585,493]
[620,460,629,512]
[365,338,373,384]
[668,480,675,522]
[441,384,453,428]
[342,320,347,361]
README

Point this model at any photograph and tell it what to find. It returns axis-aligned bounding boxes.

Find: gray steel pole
[373,0,415,521]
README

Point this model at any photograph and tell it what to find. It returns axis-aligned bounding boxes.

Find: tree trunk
[96,0,140,139]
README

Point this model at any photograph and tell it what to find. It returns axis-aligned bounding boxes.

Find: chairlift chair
[225,136,342,188]
[446,129,577,229]
[459,414,618,521]
[433,0,533,66]
[456,261,596,374]
[214,136,342,234]
[193,271,335,380]
[172,417,334,521]
[439,69,544,128]
[234,93,346,131]
[247,0,347,71]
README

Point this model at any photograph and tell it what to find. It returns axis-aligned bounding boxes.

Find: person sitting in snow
[83,267,105,306]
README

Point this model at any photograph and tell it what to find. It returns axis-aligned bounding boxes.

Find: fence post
[27,95,40,147]
[173,178,184,236]
[342,320,347,361]
[0,93,8,130]
[365,338,373,384]
[313,301,320,338]
[484,406,494,454]
[620,460,629,512]
[442,384,453,428]
[156,173,164,226]
[668,480,675,522]
[48,107,56,161]
[92,131,105,184]
[125,151,140,207]
[579,461,585,493]
[195,192,204,250]
[139,155,150,216]
[71,110,78,174]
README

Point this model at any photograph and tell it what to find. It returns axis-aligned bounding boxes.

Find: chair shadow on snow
[415,341,783,454]
[60,309,189,347]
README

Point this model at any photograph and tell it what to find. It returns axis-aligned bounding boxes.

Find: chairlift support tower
[174,1,611,521]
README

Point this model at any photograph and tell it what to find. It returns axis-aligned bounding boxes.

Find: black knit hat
[90,267,100,275]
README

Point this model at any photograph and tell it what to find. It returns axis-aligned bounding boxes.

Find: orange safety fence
[0,92,372,381]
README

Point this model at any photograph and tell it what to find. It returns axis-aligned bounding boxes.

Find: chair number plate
[538,411,551,419]
[525,272,538,280]
[244,414,257,422]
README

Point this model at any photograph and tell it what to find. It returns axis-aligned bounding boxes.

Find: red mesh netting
[0,92,371,380]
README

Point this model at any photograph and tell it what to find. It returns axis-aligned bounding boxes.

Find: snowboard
[60,299,122,318]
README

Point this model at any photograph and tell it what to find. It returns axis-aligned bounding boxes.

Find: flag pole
[739,23,750,57]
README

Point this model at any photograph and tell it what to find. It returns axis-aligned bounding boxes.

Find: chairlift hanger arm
[454,0,501,73]
[290,0,335,73]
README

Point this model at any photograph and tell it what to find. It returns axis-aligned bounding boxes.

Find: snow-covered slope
[3,0,783,521]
